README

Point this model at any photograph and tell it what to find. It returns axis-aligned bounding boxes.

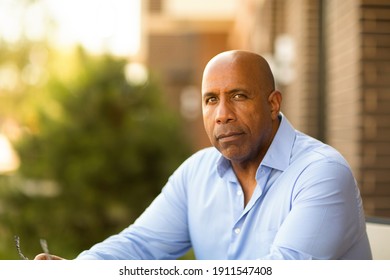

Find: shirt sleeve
[76,167,191,260]
[260,161,367,260]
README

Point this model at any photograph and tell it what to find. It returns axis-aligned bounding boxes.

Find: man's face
[201,56,278,164]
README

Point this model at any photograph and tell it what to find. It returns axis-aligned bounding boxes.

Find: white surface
[366,222,390,260]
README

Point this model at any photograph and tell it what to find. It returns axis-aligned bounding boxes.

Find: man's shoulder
[292,131,350,168]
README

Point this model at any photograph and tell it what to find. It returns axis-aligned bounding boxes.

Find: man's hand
[34,253,65,260]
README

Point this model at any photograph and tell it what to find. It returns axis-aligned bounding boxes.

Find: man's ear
[268,91,282,120]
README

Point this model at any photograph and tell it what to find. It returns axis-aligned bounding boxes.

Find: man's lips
[216,131,245,142]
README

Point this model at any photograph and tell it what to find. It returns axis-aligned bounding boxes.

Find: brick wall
[359,0,390,217]
[325,0,390,217]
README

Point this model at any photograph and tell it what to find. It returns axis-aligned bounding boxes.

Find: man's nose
[215,100,235,124]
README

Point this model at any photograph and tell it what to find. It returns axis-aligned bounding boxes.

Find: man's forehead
[202,61,258,88]
[205,52,253,70]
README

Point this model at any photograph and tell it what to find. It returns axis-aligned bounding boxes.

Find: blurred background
[0,0,389,259]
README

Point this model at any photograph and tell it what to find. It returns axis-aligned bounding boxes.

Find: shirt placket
[226,166,271,259]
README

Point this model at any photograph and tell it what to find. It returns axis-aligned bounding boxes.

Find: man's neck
[232,161,260,207]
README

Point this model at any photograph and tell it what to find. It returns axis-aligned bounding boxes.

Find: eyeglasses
[14,235,52,260]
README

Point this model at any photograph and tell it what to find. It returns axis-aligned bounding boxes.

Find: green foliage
[0,47,191,259]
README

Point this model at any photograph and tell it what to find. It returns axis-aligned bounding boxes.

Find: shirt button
[236,190,242,196]
[234,228,241,234]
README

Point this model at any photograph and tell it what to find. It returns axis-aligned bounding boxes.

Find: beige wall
[325,0,361,178]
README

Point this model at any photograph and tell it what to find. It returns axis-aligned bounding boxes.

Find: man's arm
[261,161,370,259]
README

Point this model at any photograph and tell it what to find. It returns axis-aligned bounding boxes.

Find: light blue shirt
[76,114,372,260]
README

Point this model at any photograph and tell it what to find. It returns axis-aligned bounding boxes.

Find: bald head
[202,50,275,96]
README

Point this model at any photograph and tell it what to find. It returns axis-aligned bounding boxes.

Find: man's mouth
[216,131,245,142]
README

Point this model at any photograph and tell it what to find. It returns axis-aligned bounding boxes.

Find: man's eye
[233,93,246,100]
[206,97,217,104]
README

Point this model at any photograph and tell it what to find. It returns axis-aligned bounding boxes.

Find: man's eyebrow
[202,88,246,97]
[202,92,217,99]
[228,88,246,94]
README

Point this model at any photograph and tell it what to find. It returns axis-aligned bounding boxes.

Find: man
[36,50,372,260]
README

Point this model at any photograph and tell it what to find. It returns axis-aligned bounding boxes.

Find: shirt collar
[261,113,295,171]
[217,112,295,177]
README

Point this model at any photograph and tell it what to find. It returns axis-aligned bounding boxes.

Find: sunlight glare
[46,0,141,57]
[0,134,20,173]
